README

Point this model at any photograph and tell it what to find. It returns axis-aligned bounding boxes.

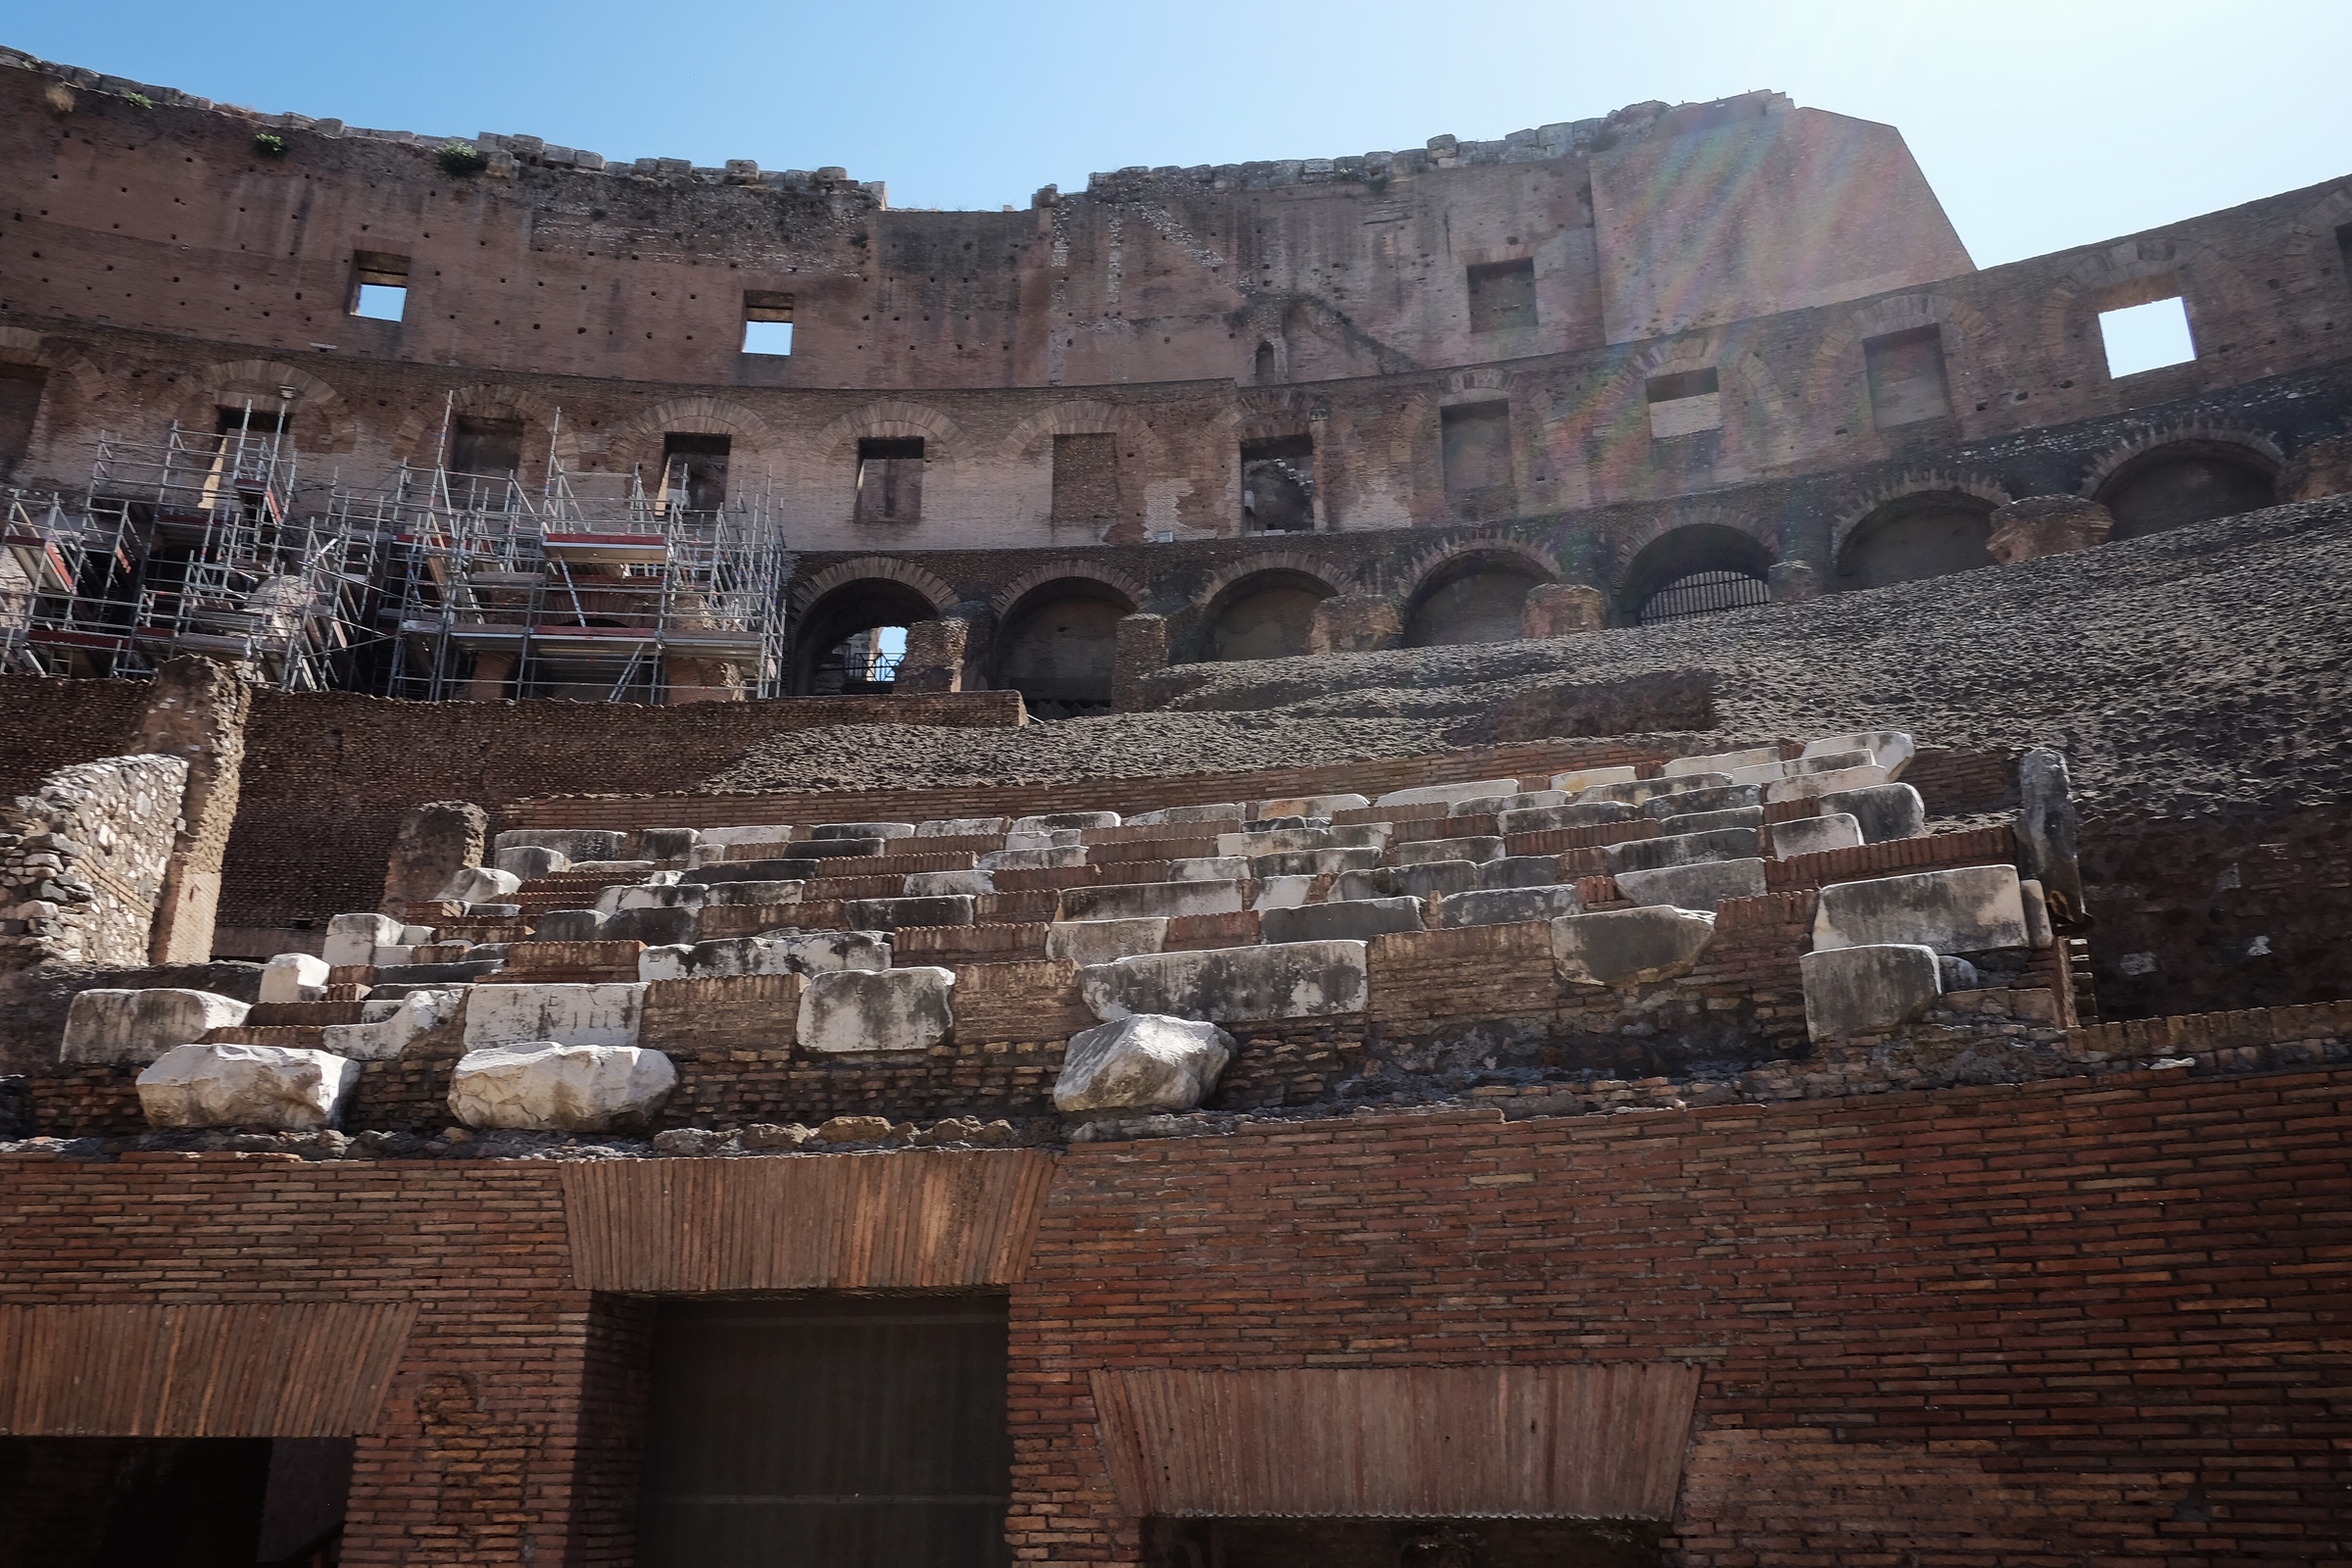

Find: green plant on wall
[253,131,287,157]
[438,141,488,176]
[122,92,153,110]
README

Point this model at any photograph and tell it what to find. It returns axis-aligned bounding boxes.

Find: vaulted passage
[2096,443,2278,539]
[0,1436,353,1568]
[636,1295,1012,1568]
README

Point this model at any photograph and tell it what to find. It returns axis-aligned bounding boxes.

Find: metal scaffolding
[343,451,791,704]
[1,414,376,689]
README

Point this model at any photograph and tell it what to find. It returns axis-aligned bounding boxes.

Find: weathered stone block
[1168,857,1250,882]
[1054,1014,1235,1113]
[636,827,702,860]
[638,931,890,980]
[464,982,646,1049]
[1813,865,2030,955]
[840,895,976,930]
[1663,745,1781,776]
[381,801,488,919]
[1576,772,1733,808]
[435,865,521,906]
[1653,806,1765,837]
[1771,812,1864,858]
[1374,779,1520,809]
[1612,858,1768,910]
[1639,783,1759,818]
[2018,879,2055,949]
[1046,917,1170,967]
[1800,943,1943,1040]
[447,1042,676,1133]
[1260,897,1423,944]
[493,828,627,862]
[1480,856,1569,890]
[1449,789,1566,817]
[1986,495,2113,564]
[1334,861,1479,902]
[1800,729,1915,777]
[495,845,571,879]
[604,906,701,948]
[917,816,1008,837]
[1128,803,1248,826]
[1060,880,1248,921]
[531,909,606,943]
[700,880,808,906]
[1251,794,1366,820]
[1250,848,1382,878]
[1551,906,1717,986]
[62,988,252,1065]
[597,883,707,915]
[322,912,403,967]
[1078,941,1368,1023]
[1603,827,1762,875]
[321,988,464,1060]
[1519,582,1608,639]
[2017,747,2085,921]
[1005,828,1083,852]
[1440,884,1586,928]
[1766,764,1891,802]
[260,952,330,1004]
[138,1043,361,1131]
[1547,765,1638,793]
[810,820,917,840]
[905,869,995,897]
[1012,811,1120,833]
[1391,836,1505,866]
[1499,800,1637,834]
[797,966,956,1053]
[1815,783,1927,844]
[978,846,1089,872]
[702,824,799,847]
[1250,875,1317,909]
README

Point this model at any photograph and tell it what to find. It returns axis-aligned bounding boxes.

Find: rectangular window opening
[1645,368,1721,440]
[1466,257,1537,334]
[1862,325,1952,428]
[858,436,926,523]
[1440,400,1514,493]
[1240,433,1315,532]
[1051,432,1120,523]
[743,290,795,356]
[350,250,410,321]
[2098,295,2196,378]
[662,432,732,514]
[450,415,527,481]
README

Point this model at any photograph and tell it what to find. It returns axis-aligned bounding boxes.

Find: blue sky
[10,0,2348,267]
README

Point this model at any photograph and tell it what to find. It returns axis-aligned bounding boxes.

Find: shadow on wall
[994,577,1136,718]
[1403,558,1557,648]
[1200,569,1337,662]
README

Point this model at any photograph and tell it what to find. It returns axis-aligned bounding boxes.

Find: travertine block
[62,988,252,1065]
[797,966,956,1053]
[1250,794,1366,820]
[1800,729,1915,777]
[137,1043,360,1131]
[447,1042,676,1132]
[905,869,995,897]
[1612,858,1768,910]
[1060,880,1248,921]
[1046,917,1170,966]
[1551,906,1717,986]
[1603,827,1761,874]
[638,931,890,981]
[1663,746,1781,776]
[322,988,464,1060]
[463,982,646,1049]
[1011,811,1120,833]
[322,912,403,967]
[1374,779,1520,808]
[1800,944,1943,1041]
[1771,812,1865,858]
[1765,764,1891,802]
[1815,783,1927,844]
[1078,941,1368,1023]
[260,952,331,1004]
[1391,836,1505,866]
[1547,765,1638,793]
[1260,896,1423,944]
[1054,1015,1234,1114]
[1439,884,1586,928]
[1813,865,2029,955]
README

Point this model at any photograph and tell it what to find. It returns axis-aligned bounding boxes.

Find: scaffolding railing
[1,414,378,689]
[346,455,791,704]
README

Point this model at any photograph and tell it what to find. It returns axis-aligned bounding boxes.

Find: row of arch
[789,428,2291,708]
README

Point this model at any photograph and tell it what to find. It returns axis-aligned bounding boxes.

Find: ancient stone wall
[0,753,188,965]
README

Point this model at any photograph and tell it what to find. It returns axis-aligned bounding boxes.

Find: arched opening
[1200,569,1336,662]
[792,579,938,695]
[1619,524,1773,626]
[993,577,1137,719]
[1831,492,1996,592]
[1401,554,1555,647]
[1252,341,1277,384]
[2094,441,2278,539]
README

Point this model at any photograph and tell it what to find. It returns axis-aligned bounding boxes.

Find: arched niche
[992,576,1138,718]
[793,578,940,695]
[1401,551,1557,648]
[2093,440,2278,539]
[1200,568,1338,662]
[1832,492,1996,591]
[1618,524,1773,625]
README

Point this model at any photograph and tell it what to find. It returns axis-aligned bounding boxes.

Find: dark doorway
[1240,434,1314,532]
[450,416,526,480]
[637,1295,1011,1568]
[0,362,48,470]
[1144,1516,1668,1568]
[0,1436,353,1568]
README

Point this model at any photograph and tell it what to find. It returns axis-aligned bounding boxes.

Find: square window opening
[1240,434,1315,533]
[1645,368,1721,439]
[1466,258,1537,334]
[743,290,795,356]
[1862,324,1952,428]
[350,250,411,321]
[2099,296,2196,378]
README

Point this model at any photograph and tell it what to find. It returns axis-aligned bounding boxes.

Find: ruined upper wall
[0,53,1968,390]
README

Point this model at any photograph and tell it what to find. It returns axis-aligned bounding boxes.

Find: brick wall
[0,674,153,799]
[3,1062,2349,1564]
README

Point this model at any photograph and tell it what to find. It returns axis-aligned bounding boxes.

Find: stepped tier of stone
[26,721,2275,1156]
